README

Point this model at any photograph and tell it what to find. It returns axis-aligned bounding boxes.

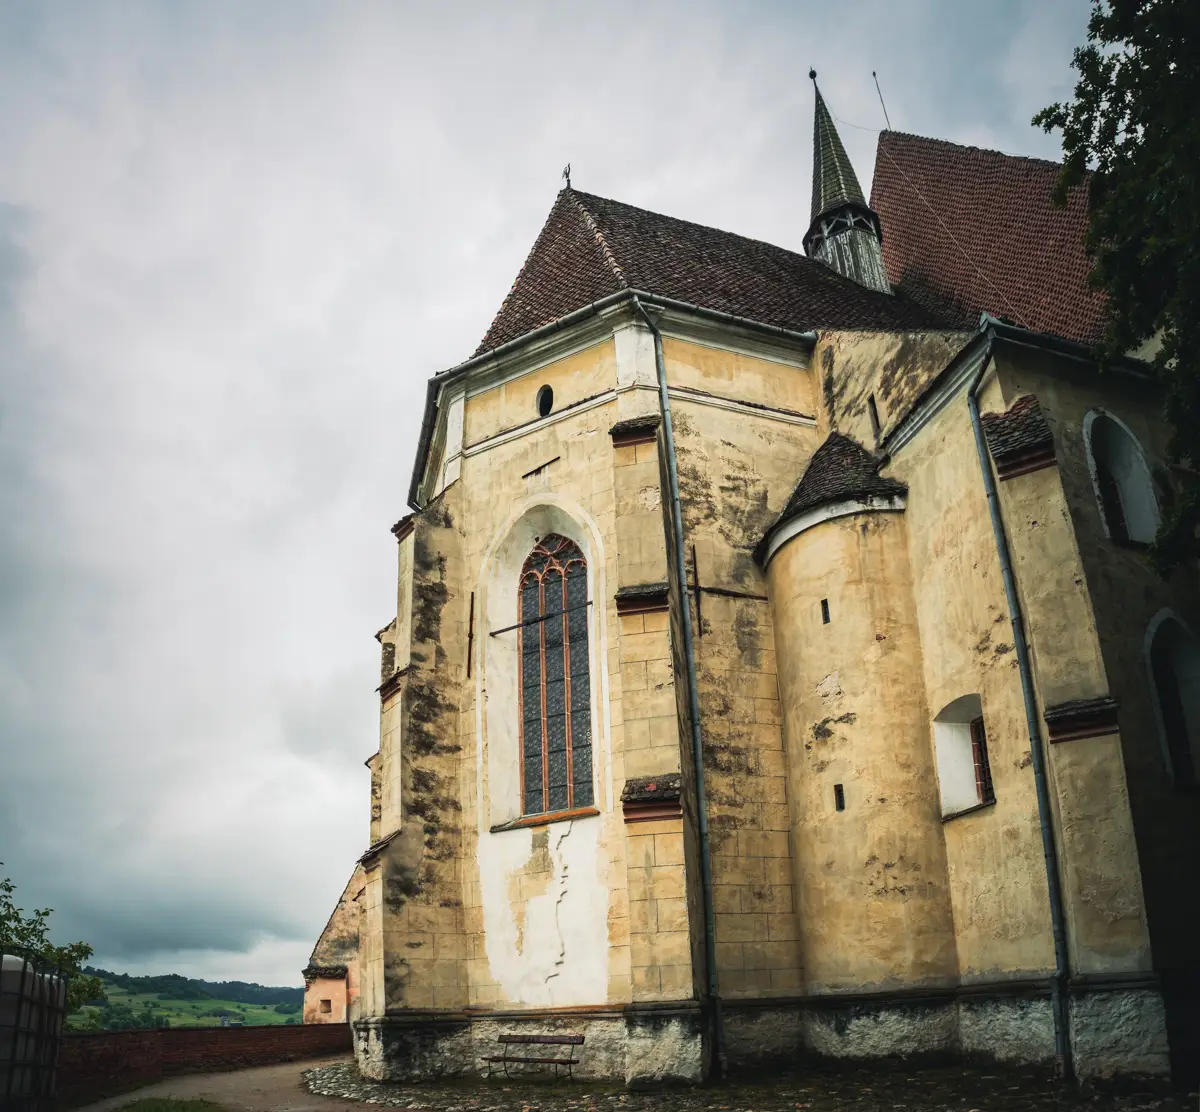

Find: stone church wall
[353,316,1178,1081]
[995,345,1199,1077]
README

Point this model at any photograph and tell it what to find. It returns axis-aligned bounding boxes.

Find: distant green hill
[68,968,304,1031]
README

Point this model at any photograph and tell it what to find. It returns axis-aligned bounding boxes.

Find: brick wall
[57,1022,352,1106]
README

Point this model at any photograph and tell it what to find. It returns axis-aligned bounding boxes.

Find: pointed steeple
[811,81,867,222]
[803,72,890,294]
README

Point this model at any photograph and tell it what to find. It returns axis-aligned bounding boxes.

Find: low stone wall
[57,1022,352,1106]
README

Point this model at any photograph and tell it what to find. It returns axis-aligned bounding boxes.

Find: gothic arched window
[1085,412,1160,544]
[518,534,594,816]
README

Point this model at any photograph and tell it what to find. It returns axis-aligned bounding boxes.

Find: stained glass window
[517,534,594,815]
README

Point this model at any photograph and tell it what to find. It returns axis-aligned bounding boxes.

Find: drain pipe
[632,295,726,1076]
[967,332,1073,1081]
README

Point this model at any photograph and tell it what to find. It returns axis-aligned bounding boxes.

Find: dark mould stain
[733,606,762,669]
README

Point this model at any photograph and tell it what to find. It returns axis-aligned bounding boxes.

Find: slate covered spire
[803,72,891,294]
[811,80,867,221]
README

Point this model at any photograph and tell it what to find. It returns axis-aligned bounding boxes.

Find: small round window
[536,385,553,418]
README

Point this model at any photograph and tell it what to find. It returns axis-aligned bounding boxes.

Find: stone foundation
[355,1004,704,1086]
[354,981,1170,1086]
[726,979,1170,1080]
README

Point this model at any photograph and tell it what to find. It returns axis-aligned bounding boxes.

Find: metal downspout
[967,335,1073,1080]
[632,295,726,1076]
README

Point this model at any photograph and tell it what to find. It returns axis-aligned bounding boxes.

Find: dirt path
[72,1055,359,1112]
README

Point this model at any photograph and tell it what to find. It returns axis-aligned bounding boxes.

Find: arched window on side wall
[1146,612,1200,789]
[1084,411,1160,544]
[518,533,594,816]
[932,694,996,818]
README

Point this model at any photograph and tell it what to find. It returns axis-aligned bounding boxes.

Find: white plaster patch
[816,672,843,702]
[478,817,608,1008]
[636,486,661,512]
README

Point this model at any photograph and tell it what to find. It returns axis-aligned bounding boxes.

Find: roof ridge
[566,190,629,289]
[879,129,1067,173]
[567,189,814,263]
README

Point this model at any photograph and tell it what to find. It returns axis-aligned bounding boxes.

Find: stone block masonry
[56,1022,352,1106]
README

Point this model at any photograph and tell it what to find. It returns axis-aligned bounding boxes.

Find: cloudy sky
[0,0,1089,987]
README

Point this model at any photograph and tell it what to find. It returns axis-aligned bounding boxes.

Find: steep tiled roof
[756,433,906,565]
[870,132,1108,344]
[981,395,1053,462]
[778,433,906,520]
[475,190,952,355]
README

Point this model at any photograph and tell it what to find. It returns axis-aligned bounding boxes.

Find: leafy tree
[1034,0,1199,573]
[0,866,105,1012]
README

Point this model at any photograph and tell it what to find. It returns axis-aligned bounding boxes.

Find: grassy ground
[69,983,299,1030]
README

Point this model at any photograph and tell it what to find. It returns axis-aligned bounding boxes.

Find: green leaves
[1037,0,1200,574]
[0,866,105,1012]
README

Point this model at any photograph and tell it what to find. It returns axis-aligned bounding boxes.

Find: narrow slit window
[518,534,594,817]
[969,715,995,805]
[868,395,882,442]
[834,783,845,811]
[820,598,831,624]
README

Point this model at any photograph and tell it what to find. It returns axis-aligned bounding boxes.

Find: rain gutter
[966,324,1073,1080]
[632,293,726,1076]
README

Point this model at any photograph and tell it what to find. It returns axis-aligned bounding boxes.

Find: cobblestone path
[304,1060,1195,1112]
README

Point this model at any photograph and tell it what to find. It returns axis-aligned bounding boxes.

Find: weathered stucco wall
[661,336,816,999]
[995,346,1200,1073]
[351,311,1178,1081]
[888,374,1058,983]
[815,330,971,445]
[304,977,348,1024]
[766,510,958,994]
[461,343,617,449]
[306,864,366,1023]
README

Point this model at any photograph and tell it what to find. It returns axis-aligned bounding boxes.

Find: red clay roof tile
[475,189,952,355]
[870,131,1107,344]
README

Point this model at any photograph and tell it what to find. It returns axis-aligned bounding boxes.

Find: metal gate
[1,949,67,1112]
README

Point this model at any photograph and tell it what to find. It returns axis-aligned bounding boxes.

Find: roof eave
[406,290,819,511]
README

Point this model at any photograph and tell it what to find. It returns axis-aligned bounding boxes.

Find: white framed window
[933,694,996,817]
[1145,610,1200,789]
[1083,409,1160,544]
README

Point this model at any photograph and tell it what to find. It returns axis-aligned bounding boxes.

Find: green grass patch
[68,985,300,1031]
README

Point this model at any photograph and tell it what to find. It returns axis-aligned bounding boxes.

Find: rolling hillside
[67,967,304,1031]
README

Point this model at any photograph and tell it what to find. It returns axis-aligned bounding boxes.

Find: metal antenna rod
[873,71,892,130]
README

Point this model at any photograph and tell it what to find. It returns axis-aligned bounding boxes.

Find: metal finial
[562,163,571,189]
[808,68,817,82]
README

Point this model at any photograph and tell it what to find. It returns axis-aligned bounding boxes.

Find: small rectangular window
[969,716,995,804]
[820,598,830,624]
[834,783,845,811]
[319,999,332,1014]
[868,395,882,442]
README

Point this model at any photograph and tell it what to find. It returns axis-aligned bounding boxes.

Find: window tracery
[518,534,593,816]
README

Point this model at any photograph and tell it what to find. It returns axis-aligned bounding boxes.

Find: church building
[308,79,1200,1084]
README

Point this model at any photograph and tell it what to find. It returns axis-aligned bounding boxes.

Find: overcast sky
[0,0,1089,987]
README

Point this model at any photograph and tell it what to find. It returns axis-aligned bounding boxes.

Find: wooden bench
[484,1033,584,1080]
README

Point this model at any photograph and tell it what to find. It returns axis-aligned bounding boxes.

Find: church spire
[803,72,891,294]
